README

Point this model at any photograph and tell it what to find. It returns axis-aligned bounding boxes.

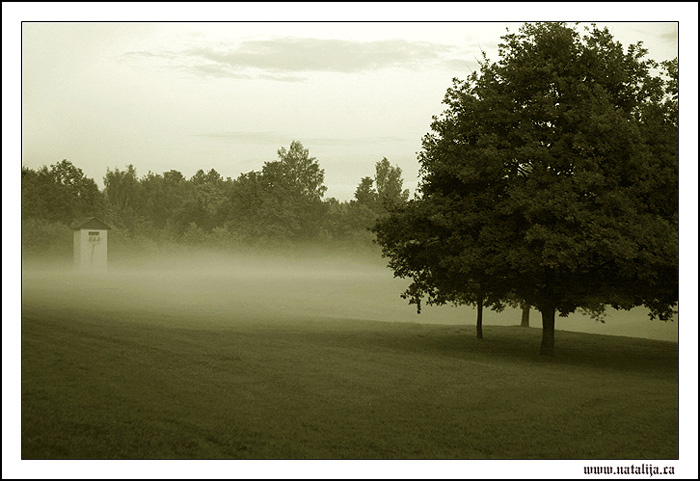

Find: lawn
[20,257,679,459]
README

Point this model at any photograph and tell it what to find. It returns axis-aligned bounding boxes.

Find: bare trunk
[476,296,484,339]
[539,305,555,356]
[520,302,530,327]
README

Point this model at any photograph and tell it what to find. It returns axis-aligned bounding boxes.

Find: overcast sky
[4,4,700,478]
[17,14,681,201]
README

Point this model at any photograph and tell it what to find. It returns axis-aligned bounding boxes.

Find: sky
[16,10,683,202]
[4,3,699,479]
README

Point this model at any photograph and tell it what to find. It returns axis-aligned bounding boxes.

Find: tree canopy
[374,22,678,355]
[22,159,103,225]
[22,142,411,254]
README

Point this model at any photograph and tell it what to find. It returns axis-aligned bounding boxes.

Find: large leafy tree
[22,159,103,225]
[223,141,329,244]
[139,169,189,233]
[225,170,269,241]
[103,164,145,233]
[374,178,510,340]
[265,140,327,201]
[374,22,678,355]
[261,141,328,242]
[182,169,229,233]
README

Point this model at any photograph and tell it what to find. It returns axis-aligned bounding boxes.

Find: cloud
[258,73,308,83]
[181,63,253,80]
[657,25,678,45]
[122,37,454,80]
[190,38,452,73]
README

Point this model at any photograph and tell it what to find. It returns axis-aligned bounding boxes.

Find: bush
[106,228,163,266]
[21,218,73,263]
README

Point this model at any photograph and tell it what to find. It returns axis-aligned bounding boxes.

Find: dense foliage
[21,142,410,258]
[374,23,678,355]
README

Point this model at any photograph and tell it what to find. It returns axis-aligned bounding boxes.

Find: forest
[21,140,408,261]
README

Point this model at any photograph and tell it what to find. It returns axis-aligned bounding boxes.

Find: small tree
[374,157,410,211]
[374,196,508,340]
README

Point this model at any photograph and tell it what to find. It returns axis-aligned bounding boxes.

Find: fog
[21,249,679,342]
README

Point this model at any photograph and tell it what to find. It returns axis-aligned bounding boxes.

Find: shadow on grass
[295,320,678,377]
[22,305,678,377]
[21,310,679,460]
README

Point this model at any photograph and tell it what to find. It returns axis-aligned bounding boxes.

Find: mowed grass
[20,257,678,459]
[22,309,678,460]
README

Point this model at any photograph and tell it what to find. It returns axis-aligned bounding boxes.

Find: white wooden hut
[71,217,111,270]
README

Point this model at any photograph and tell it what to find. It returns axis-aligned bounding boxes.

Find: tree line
[21,141,410,255]
[22,23,678,356]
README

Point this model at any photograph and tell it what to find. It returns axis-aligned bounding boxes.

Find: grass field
[20,253,679,460]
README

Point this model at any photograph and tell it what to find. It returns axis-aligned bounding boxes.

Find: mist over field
[21,248,679,342]
[14,17,686,468]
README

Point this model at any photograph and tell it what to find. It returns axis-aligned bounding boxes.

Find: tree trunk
[520,302,530,327]
[540,305,556,356]
[476,296,484,339]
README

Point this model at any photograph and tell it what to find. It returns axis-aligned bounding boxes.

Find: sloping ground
[21,304,678,460]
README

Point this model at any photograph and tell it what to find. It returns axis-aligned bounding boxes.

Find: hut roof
[70,217,112,231]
